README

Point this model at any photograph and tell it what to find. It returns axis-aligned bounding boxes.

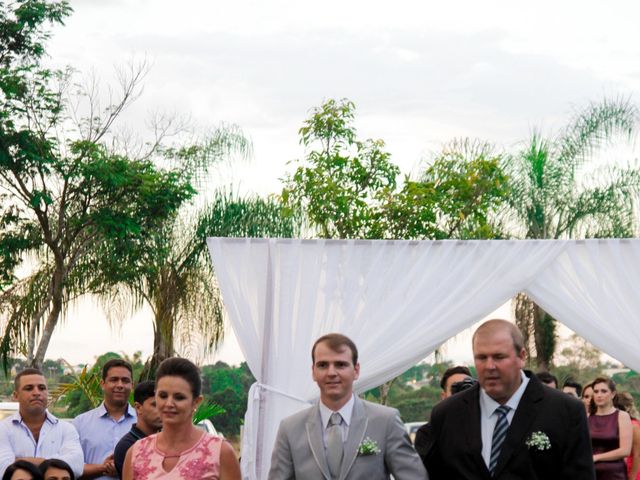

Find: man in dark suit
[415,319,595,480]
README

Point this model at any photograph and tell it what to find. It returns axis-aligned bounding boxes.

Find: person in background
[616,392,640,480]
[2,461,43,480]
[0,368,83,477]
[535,371,558,389]
[123,357,240,480]
[583,382,595,415]
[562,379,583,398]
[113,381,162,478]
[73,359,136,480]
[439,366,473,400]
[38,459,74,480]
[589,377,632,480]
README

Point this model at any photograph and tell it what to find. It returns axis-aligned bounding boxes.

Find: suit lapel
[339,397,368,480]
[492,372,544,478]
[306,404,331,480]
[463,386,492,479]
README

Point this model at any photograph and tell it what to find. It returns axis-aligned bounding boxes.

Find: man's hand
[102,454,117,478]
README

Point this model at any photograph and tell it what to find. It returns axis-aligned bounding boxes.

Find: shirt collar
[98,402,136,418]
[11,409,58,425]
[319,394,356,428]
[480,370,529,418]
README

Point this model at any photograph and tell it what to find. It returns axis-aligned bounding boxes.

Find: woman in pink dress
[589,377,633,480]
[123,358,241,480]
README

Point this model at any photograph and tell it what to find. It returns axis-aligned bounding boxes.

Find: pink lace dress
[131,432,222,480]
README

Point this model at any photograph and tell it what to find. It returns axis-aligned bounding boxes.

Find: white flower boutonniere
[358,437,381,456]
[526,431,551,451]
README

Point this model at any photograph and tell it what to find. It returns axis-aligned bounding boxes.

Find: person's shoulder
[280,404,315,427]
[73,405,101,423]
[360,398,398,418]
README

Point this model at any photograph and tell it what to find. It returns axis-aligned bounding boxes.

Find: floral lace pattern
[132,432,222,479]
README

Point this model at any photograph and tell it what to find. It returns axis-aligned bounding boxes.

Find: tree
[102,188,300,378]
[0,1,195,368]
[281,98,399,239]
[507,98,640,369]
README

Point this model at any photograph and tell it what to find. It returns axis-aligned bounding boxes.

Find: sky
[39,0,640,367]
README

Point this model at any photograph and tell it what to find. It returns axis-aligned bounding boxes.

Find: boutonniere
[358,437,381,456]
[526,431,551,451]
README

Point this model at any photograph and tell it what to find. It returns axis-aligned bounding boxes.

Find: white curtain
[527,239,640,372]
[207,238,586,480]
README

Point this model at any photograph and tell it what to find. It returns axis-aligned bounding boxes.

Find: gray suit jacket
[268,396,428,480]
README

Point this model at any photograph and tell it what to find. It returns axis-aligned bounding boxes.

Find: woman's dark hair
[3,461,43,480]
[156,357,201,398]
[590,376,617,416]
[38,459,74,480]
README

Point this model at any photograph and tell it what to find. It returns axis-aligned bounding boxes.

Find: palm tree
[506,98,640,370]
[102,190,300,378]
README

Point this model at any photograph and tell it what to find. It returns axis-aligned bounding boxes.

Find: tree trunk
[513,293,556,370]
[379,378,396,406]
[140,310,175,380]
[32,266,66,368]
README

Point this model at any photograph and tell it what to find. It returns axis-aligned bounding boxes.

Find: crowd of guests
[2,321,639,480]
[0,358,240,480]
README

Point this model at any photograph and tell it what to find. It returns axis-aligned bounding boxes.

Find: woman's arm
[630,422,640,479]
[219,441,241,480]
[594,410,633,462]
[123,447,134,480]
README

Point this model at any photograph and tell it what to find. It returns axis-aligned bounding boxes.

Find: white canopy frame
[207,237,640,480]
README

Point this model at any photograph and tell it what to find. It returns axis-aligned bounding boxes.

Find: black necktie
[489,405,510,475]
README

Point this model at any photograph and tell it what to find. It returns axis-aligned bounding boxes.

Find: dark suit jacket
[415,371,595,480]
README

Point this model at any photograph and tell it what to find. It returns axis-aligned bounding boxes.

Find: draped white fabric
[206,238,640,480]
[527,239,640,373]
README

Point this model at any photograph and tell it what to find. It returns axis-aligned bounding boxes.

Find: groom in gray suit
[268,333,427,480]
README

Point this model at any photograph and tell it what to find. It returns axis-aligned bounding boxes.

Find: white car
[0,401,19,420]
[195,419,224,438]
[404,421,427,444]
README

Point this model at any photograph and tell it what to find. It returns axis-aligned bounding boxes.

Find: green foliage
[192,400,225,424]
[281,100,510,241]
[0,2,196,368]
[382,139,510,240]
[202,361,255,436]
[281,98,399,239]
[507,98,640,369]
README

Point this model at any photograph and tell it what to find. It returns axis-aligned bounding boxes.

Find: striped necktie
[489,405,511,476]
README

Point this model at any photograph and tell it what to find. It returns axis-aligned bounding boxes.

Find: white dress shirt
[479,370,529,468]
[0,410,84,477]
[319,394,355,447]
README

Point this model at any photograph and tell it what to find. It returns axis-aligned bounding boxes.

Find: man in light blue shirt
[0,368,84,477]
[73,359,136,480]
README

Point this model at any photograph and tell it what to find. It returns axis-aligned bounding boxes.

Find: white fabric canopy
[206,238,640,480]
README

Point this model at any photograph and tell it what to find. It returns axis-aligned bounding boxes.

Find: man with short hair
[113,381,161,479]
[562,380,582,398]
[415,319,594,479]
[73,359,136,480]
[0,368,84,477]
[439,366,472,400]
[268,333,427,480]
[535,371,558,389]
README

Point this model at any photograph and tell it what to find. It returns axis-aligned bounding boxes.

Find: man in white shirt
[268,333,427,480]
[0,368,83,477]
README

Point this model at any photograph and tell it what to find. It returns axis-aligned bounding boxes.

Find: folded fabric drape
[207,237,640,480]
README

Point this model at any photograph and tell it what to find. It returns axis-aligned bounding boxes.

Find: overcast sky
[42,0,640,366]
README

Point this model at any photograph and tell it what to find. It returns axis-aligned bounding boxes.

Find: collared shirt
[479,370,529,468]
[113,424,148,479]
[319,394,355,447]
[72,402,136,480]
[0,410,84,477]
